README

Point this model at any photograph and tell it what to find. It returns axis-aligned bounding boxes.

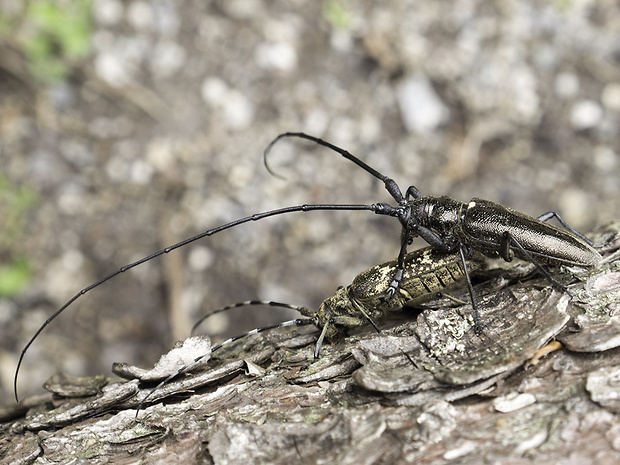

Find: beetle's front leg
[384,236,408,301]
[385,224,453,301]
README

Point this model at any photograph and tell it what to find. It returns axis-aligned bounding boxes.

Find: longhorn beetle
[13,132,601,401]
[193,246,488,359]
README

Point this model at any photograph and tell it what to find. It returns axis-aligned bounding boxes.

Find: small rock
[570,99,604,130]
[127,0,153,32]
[397,75,450,134]
[255,41,298,73]
[602,83,620,112]
[150,41,186,78]
[554,72,580,99]
[93,0,124,26]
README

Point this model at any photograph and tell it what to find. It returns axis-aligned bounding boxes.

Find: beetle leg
[352,293,420,371]
[459,245,482,333]
[386,224,453,301]
[538,211,594,245]
[385,239,408,301]
[499,231,516,262]
[314,318,333,359]
[405,185,423,199]
[417,225,453,251]
[351,299,382,333]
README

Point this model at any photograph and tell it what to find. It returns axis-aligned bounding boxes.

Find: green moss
[322,0,352,31]
[0,174,36,297]
[0,0,93,82]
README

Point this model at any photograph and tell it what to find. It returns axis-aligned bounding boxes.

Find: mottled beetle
[13,132,601,401]
[193,246,488,359]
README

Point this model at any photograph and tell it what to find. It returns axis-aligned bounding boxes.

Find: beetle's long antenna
[14,203,395,402]
[264,132,406,204]
[191,300,310,335]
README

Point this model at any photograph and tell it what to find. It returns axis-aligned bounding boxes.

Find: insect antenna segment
[191,300,313,336]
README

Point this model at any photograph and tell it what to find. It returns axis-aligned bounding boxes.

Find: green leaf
[0,259,32,297]
[322,0,352,31]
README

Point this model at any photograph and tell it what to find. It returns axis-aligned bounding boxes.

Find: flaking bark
[2,222,620,465]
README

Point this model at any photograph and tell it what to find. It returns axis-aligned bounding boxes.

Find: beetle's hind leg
[537,211,594,245]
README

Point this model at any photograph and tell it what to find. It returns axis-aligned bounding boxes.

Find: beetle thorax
[413,196,466,242]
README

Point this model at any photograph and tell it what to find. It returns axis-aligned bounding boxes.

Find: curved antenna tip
[263,135,289,181]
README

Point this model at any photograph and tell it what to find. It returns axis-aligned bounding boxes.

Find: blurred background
[1,0,619,403]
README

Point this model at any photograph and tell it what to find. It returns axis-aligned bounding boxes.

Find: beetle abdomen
[461,198,601,267]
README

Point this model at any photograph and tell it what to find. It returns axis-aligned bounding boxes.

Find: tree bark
[2,222,620,465]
